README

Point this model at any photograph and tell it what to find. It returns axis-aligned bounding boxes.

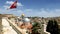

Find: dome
[23,18,30,22]
[21,14,25,16]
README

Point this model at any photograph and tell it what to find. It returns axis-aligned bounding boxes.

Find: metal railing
[6,19,22,34]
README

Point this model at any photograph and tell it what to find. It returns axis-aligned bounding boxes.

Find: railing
[0,17,2,34]
[6,18,29,34]
[6,19,22,34]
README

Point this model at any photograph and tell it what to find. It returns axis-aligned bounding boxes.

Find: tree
[31,22,41,34]
[46,20,59,34]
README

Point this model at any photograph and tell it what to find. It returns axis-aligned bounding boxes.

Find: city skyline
[0,0,60,17]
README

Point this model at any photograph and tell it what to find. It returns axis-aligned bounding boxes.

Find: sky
[0,0,60,17]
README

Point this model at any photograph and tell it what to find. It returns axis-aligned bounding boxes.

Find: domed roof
[23,18,30,22]
[21,14,25,16]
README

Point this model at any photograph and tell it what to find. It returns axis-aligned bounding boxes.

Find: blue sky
[0,0,60,17]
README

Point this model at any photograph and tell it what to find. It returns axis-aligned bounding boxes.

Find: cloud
[6,1,23,6]
[24,8,60,17]
[3,1,23,10]
[0,8,24,16]
[37,9,60,17]
[3,5,10,9]
[1,6,60,17]
[25,9,33,12]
